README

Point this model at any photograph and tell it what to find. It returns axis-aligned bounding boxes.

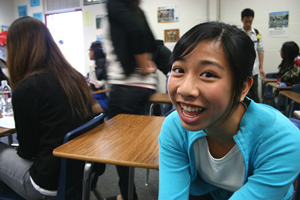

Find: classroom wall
[220,0,300,75]
[1,0,300,93]
[0,0,14,28]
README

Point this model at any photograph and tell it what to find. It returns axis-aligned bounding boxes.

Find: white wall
[0,0,14,28]
[2,0,300,93]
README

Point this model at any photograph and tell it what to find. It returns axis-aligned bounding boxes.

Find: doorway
[45,10,85,75]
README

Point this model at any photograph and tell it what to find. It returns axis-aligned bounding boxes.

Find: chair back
[263,72,278,103]
[265,72,278,78]
[56,113,106,200]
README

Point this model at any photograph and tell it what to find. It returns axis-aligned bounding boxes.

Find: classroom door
[46,10,85,75]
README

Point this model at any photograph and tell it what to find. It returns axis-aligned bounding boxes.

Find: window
[84,0,107,5]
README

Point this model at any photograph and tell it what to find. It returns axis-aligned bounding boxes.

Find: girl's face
[168,40,234,132]
[89,48,94,60]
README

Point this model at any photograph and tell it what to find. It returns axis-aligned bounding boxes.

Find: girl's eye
[201,72,217,78]
[172,68,185,73]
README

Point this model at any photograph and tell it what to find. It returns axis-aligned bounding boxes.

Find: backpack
[280,66,300,86]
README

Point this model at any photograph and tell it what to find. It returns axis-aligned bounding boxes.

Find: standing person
[104,0,157,199]
[0,16,95,200]
[241,8,265,98]
[158,21,300,200]
[88,41,108,114]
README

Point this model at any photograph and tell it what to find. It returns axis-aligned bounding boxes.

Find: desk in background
[53,114,165,200]
[0,114,15,145]
[90,89,109,95]
[266,82,292,107]
[148,93,171,116]
[294,111,300,119]
[280,91,300,117]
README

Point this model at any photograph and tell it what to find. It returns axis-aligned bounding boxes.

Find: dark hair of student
[278,41,300,75]
[90,41,106,61]
[170,21,257,117]
[6,16,93,118]
[241,8,255,19]
[90,41,107,80]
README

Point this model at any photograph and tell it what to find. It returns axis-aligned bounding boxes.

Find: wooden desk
[53,114,165,200]
[90,89,109,95]
[267,82,292,90]
[261,77,276,83]
[294,111,300,119]
[148,93,171,116]
[280,91,300,104]
[280,91,300,117]
[0,114,15,145]
[148,93,170,103]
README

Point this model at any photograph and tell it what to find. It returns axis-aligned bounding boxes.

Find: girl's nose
[177,77,200,98]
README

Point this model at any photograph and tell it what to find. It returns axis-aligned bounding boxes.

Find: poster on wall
[269,11,289,37]
[158,6,179,23]
[1,26,9,32]
[30,0,40,7]
[18,5,28,18]
[164,29,179,43]
[96,14,106,29]
[33,12,43,22]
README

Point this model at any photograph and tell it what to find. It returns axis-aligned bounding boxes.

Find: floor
[93,164,159,200]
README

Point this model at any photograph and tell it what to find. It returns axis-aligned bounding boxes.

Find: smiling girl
[159,22,300,200]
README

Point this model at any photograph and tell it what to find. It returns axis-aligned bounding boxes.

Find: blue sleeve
[231,116,300,200]
[159,113,191,200]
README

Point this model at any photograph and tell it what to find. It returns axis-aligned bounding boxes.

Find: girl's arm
[231,122,300,200]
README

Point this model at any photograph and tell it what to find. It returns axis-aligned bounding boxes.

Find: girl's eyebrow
[200,60,225,70]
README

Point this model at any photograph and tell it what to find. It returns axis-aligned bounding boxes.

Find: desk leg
[82,162,94,200]
[128,167,135,200]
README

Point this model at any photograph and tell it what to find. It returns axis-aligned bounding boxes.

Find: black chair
[56,113,106,200]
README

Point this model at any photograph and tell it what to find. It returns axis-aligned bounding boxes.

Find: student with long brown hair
[0,16,95,199]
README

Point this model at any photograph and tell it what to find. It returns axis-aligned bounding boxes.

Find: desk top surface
[0,114,15,137]
[148,93,171,103]
[261,77,277,82]
[267,82,292,89]
[53,114,165,169]
[294,111,300,119]
[280,91,300,104]
[90,89,109,95]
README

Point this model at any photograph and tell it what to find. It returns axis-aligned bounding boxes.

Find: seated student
[275,41,300,110]
[88,41,108,114]
[0,16,97,199]
[158,21,300,200]
[277,41,300,84]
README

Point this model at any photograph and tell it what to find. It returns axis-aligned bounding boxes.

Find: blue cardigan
[159,98,300,200]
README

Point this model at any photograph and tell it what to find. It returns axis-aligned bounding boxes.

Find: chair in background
[56,113,106,200]
[262,72,278,104]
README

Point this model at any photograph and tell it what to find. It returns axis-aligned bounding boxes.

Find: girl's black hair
[278,41,300,75]
[170,21,256,116]
[90,41,106,61]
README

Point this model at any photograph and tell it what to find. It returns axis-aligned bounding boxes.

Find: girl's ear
[240,77,253,102]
